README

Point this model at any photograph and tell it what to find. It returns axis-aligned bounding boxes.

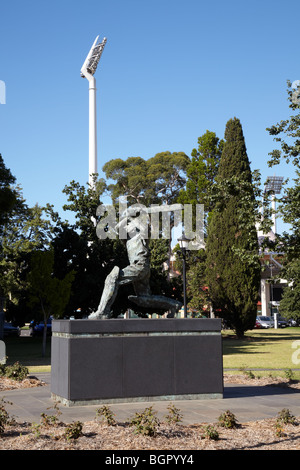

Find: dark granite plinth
[51,318,223,406]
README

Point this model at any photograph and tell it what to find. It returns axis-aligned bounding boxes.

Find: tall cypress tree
[206,118,261,337]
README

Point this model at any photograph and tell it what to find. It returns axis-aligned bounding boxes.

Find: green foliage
[40,402,62,426]
[164,403,183,425]
[205,118,261,337]
[129,406,160,437]
[0,153,17,232]
[96,405,116,426]
[64,421,83,440]
[62,176,106,241]
[283,368,295,382]
[0,188,56,314]
[201,424,219,440]
[239,367,255,379]
[218,410,239,429]
[274,408,297,437]
[4,361,28,381]
[179,130,224,217]
[104,152,189,207]
[0,398,12,434]
[27,248,75,320]
[266,80,300,324]
[26,248,75,356]
[276,408,297,425]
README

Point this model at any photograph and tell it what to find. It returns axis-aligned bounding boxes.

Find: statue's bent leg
[88,266,120,319]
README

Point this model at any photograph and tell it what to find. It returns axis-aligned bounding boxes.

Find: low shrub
[164,403,183,425]
[201,424,219,440]
[218,410,239,429]
[3,362,28,382]
[64,421,83,440]
[129,406,160,437]
[96,405,116,426]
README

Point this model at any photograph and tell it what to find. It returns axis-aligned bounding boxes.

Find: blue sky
[0,0,298,232]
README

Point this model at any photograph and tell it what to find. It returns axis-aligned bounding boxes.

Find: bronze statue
[89,206,181,319]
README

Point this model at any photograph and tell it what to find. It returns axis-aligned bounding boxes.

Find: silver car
[256,316,274,328]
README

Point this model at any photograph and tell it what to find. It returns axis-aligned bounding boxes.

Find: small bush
[276,408,297,425]
[64,421,83,440]
[284,369,295,382]
[164,403,183,425]
[4,362,28,382]
[0,364,6,377]
[239,367,255,379]
[201,424,219,440]
[129,406,160,437]
[218,410,239,429]
[40,402,62,427]
[274,420,286,438]
[0,398,12,434]
[96,405,116,426]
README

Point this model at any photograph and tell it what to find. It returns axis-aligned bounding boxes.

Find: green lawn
[2,327,300,376]
[222,327,300,372]
[3,335,51,373]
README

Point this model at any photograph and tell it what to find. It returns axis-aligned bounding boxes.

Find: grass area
[222,327,300,372]
[1,327,300,375]
[3,335,51,373]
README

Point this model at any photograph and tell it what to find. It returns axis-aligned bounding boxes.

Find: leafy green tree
[62,176,107,241]
[176,131,223,312]
[103,152,189,276]
[103,152,189,208]
[103,157,150,206]
[0,154,17,232]
[278,260,300,322]
[27,249,75,356]
[266,80,300,320]
[205,118,261,337]
[179,130,224,218]
[0,189,57,324]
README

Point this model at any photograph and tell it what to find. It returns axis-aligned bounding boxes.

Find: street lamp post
[268,261,278,328]
[81,36,107,187]
[177,233,191,318]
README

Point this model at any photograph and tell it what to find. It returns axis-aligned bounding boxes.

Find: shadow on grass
[224,383,300,399]
[222,328,300,357]
[3,335,51,367]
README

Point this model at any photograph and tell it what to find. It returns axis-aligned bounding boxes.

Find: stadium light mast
[81,36,107,187]
[265,176,284,234]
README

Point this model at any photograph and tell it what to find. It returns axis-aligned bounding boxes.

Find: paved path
[1,373,299,425]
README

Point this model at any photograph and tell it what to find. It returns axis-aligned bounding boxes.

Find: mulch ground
[0,373,299,450]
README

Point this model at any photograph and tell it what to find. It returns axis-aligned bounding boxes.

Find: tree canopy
[205,118,261,337]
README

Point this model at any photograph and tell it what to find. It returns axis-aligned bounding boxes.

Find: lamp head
[81,36,107,80]
[177,232,191,250]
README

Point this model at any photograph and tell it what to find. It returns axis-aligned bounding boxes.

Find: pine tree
[206,118,261,338]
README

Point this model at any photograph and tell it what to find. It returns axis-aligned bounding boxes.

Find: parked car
[3,322,20,337]
[256,316,274,328]
[276,316,289,328]
[254,319,262,329]
[30,317,52,336]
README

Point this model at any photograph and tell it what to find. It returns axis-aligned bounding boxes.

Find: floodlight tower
[265,176,284,234]
[81,36,107,187]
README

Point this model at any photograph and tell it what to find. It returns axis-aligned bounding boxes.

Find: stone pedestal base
[51,318,223,406]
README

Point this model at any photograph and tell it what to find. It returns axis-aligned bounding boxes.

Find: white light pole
[81,36,107,187]
[265,176,284,234]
